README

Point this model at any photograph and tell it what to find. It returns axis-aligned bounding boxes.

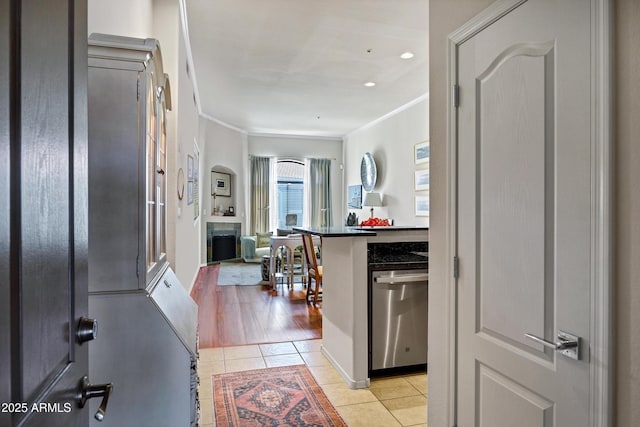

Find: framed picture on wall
[211,171,231,197]
[414,140,430,165]
[187,181,194,205]
[414,168,430,191]
[347,185,363,209]
[415,192,429,217]
[187,154,194,180]
[193,142,200,220]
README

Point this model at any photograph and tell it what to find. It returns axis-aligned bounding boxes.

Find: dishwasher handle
[374,273,428,285]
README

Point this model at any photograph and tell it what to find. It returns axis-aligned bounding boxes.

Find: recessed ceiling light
[400,51,414,59]
[364,82,376,87]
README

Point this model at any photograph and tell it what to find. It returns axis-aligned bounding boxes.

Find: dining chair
[273,231,304,288]
[301,234,322,305]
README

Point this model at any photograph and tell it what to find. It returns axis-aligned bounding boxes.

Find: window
[146,77,157,270]
[145,76,168,279]
[277,160,304,229]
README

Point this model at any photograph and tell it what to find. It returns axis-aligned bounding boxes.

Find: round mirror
[360,152,377,191]
[177,168,185,200]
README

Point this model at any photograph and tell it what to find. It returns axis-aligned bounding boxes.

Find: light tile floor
[197,339,427,427]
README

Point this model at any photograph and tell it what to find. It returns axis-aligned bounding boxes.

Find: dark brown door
[1,0,92,426]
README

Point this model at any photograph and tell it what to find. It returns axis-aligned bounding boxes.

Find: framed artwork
[187,154,194,180]
[193,142,200,220]
[415,192,430,217]
[211,171,231,197]
[347,185,363,209]
[187,181,194,205]
[414,168,430,191]
[414,140,430,165]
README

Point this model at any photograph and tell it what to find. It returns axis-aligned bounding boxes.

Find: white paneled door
[454,0,602,426]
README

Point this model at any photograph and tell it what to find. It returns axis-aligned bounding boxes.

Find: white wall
[173,25,202,290]
[88,0,153,38]
[201,120,248,222]
[343,98,429,226]
[152,0,180,271]
[200,118,248,263]
[248,135,344,228]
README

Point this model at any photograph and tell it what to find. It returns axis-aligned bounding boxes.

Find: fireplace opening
[211,234,236,262]
[207,222,241,263]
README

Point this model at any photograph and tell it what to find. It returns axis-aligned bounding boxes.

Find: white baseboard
[321,345,370,390]
[187,264,206,294]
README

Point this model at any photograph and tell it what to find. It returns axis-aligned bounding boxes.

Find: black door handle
[78,376,113,421]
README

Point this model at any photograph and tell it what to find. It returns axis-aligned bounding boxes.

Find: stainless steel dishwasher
[371,269,429,371]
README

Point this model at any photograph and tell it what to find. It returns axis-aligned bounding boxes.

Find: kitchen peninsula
[294,225,429,389]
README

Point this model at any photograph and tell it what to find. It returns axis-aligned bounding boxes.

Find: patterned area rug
[212,365,346,426]
[217,262,268,286]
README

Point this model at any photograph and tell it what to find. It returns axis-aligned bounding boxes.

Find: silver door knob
[78,376,113,421]
[524,330,580,360]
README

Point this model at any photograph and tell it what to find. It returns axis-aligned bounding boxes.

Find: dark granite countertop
[292,226,376,237]
[293,225,428,237]
[356,225,429,231]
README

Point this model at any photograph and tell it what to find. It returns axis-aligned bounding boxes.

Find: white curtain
[303,162,311,227]
[269,157,278,232]
[250,156,271,234]
[304,158,332,227]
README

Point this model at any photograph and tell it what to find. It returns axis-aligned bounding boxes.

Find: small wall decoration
[360,152,378,191]
[414,140,430,220]
[187,154,194,180]
[415,193,430,217]
[193,142,200,220]
[177,168,185,200]
[415,168,430,191]
[211,171,231,197]
[414,140,430,165]
[187,181,194,205]
[347,185,363,209]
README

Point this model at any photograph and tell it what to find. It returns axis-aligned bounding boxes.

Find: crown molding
[248,132,343,142]
[346,92,429,138]
[199,112,249,135]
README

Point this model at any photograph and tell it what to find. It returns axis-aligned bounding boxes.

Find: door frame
[443,0,613,425]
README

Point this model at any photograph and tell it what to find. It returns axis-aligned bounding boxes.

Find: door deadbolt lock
[77,317,98,343]
[78,376,113,421]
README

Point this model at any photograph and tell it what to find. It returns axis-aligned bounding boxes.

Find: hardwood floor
[191,264,322,349]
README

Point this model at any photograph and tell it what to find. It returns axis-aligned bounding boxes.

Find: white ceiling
[185,0,429,138]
